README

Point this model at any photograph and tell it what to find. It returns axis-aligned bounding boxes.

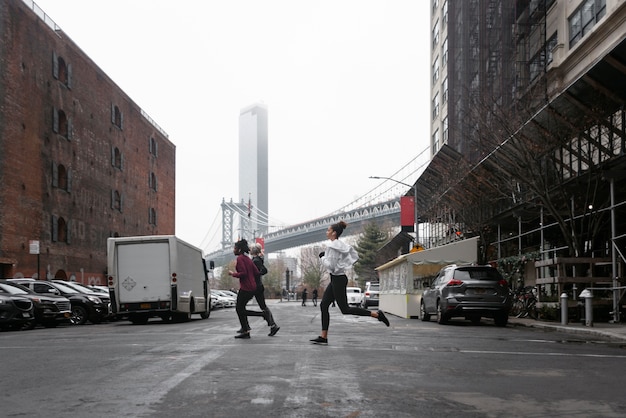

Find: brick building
[0,0,175,283]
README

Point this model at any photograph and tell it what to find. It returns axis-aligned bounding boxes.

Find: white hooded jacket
[321,239,359,275]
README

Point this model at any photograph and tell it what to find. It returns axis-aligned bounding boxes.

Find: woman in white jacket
[310,221,389,345]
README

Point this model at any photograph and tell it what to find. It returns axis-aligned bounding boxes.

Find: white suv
[361,282,380,308]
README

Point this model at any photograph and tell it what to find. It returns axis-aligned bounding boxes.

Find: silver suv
[361,282,379,308]
[420,264,511,326]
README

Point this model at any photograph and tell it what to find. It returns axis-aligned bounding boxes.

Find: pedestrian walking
[310,221,389,345]
[301,288,308,306]
[228,239,259,339]
[312,288,318,307]
[244,243,280,336]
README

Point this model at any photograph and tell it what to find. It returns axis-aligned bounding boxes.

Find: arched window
[58,164,67,190]
[112,190,123,212]
[111,104,123,129]
[149,208,157,226]
[51,215,70,243]
[149,137,158,156]
[150,172,158,191]
[53,108,71,139]
[52,52,72,88]
[112,146,123,169]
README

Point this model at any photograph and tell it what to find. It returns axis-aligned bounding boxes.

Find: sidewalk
[508,316,626,342]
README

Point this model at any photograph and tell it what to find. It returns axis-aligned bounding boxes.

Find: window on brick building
[52,52,72,88]
[53,108,72,139]
[149,172,158,191]
[150,137,158,157]
[111,190,123,212]
[149,208,157,226]
[111,146,123,170]
[51,215,70,243]
[52,162,72,192]
[111,104,123,129]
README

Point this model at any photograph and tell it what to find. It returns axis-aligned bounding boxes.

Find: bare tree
[300,246,325,292]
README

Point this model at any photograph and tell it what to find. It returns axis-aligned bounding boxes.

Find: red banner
[400,196,415,232]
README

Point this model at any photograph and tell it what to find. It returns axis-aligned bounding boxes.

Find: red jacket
[231,254,258,292]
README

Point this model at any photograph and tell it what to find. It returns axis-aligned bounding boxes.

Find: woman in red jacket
[228,239,258,339]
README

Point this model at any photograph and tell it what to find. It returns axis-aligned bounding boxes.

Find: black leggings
[320,274,372,331]
[245,284,276,326]
[236,289,256,331]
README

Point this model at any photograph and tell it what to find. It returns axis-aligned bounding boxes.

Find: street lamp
[369,176,419,244]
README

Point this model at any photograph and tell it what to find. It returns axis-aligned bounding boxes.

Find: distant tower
[239,103,268,238]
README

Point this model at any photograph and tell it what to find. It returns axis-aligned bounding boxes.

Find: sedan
[420,264,511,326]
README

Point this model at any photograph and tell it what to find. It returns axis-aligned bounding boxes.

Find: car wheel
[70,305,88,325]
[436,301,448,325]
[420,301,430,322]
[200,308,210,319]
[22,319,37,330]
[494,311,508,327]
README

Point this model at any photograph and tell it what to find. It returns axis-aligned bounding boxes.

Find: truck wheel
[70,306,88,325]
[173,312,191,323]
[129,313,149,325]
[200,307,210,319]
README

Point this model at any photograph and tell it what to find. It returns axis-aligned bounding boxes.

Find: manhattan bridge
[204,151,429,266]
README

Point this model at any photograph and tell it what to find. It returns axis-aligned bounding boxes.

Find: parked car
[361,282,380,308]
[0,288,34,330]
[212,290,236,308]
[346,287,363,306]
[11,279,108,325]
[420,264,512,326]
[0,280,71,328]
[52,280,113,320]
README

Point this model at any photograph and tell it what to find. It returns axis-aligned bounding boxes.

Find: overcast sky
[33,0,431,252]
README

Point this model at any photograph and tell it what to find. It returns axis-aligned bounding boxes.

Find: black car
[10,279,107,325]
[0,280,71,328]
[0,289,34,330]
[52,280,113,320]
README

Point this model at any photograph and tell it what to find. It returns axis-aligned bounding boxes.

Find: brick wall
[0,0,175,283]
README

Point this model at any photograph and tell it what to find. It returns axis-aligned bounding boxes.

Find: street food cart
[377,237,479,318]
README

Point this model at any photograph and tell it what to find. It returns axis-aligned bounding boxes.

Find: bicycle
[510,286,538,319]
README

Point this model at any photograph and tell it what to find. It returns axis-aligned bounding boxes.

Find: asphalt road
[2,300,626,417]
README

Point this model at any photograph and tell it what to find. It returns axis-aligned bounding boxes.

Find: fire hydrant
[579,289,593,327]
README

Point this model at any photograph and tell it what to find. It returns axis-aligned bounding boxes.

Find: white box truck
[107,235,211,324]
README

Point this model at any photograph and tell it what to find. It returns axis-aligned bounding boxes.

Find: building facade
[0,0,175,283]
[238,103,268,238]
[419,0,626,320]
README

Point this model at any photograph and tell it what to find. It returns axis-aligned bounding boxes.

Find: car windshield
[0,283,28,295]
[64,282,98,293]
[348,288,361,293]
[369,284,379,291]
[52,282,80,294]
[454,268,502,281]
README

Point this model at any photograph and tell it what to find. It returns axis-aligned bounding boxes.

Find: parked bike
[510,285,537,319]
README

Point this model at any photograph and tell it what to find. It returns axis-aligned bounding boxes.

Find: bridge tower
[221,199,251,250]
